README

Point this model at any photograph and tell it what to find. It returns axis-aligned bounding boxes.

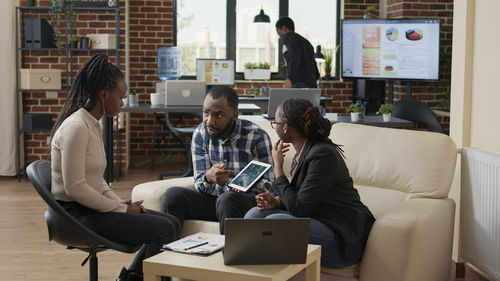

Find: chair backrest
[165,112,202,138]
[27,160,139,253]
[330,123,457,198]
[393,99,444,133]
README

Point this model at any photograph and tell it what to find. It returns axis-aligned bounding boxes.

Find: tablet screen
[228,160,272,192]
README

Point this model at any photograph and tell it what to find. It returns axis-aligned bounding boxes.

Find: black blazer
[282,32,319,88]
[273,140,375,264]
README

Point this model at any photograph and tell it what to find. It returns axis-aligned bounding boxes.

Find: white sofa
[132,121,458,281]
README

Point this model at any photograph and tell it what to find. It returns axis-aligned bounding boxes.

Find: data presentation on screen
[342,19,440,80]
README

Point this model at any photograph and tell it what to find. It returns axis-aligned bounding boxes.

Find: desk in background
[238,96,332,114]
[241,114,414,129]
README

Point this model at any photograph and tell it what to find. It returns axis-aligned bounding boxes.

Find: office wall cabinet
[15,5,120,180]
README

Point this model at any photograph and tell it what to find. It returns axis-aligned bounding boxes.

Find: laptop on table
[263,88,321,119]
[156,80,207,106]
[223,218,310,265]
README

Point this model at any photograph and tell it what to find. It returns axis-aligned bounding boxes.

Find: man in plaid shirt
[161,85,273,234]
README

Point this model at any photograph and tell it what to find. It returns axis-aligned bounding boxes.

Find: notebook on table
[223,218,310,265]
[262,88,321,119]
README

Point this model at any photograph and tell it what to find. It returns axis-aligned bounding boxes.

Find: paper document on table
[162,232,225,255]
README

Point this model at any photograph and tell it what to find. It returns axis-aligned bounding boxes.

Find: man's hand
[256,192,280,210]
[205,163,236,185]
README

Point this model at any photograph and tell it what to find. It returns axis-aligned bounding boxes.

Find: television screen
[196,59,235,85]
[341,18,440,80]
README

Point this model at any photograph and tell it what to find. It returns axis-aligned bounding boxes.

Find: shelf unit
[15,5,120,181]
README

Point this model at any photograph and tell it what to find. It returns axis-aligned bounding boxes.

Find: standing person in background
[276,16,320,88]
[50,53,180,281]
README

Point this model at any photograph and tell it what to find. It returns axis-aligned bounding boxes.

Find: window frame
[173,0,341,81]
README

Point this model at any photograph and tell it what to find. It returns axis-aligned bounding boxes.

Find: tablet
[228,160,272,192]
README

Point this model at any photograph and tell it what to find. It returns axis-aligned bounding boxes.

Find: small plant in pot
[244,62,271,80]
[378,103,394,122]
[364,5,377,19]
[347,101,365,122]
[69,36,78,49]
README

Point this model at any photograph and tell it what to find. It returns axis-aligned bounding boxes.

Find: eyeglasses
[270,120,287,129]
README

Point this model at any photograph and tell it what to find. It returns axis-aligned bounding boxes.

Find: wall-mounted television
[196,59,235,85]
[341,18,441,81]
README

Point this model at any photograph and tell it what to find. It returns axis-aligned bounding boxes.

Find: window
[235,0,280,72]
[176,0,226,76]
[175,0,340,79]
[289,0,339,77]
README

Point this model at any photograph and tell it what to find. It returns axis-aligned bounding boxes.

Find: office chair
[393,99,445,133]
[26,160,141,281]
[158,112,202,180]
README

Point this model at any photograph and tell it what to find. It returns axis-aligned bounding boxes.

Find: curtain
[0,0,19,176]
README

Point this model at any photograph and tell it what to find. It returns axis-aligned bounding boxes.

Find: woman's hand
[255,192,280,210]
[125,200,148,214]
[272,139,289,178]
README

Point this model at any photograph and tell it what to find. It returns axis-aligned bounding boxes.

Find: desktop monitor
[196,59,235,85]
[341,18,441,81]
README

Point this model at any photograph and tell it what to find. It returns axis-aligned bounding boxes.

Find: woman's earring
[102,98,107,115]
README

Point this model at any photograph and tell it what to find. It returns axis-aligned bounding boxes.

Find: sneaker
[116,267,128,281]
[116,267,143,281]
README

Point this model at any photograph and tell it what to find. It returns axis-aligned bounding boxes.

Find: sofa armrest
[360,198,455,281]
[131,176,195,211]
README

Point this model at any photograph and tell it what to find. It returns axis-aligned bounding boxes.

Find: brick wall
[20,0,453,170]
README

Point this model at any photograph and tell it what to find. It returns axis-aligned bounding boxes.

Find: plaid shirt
[192,119,274,196]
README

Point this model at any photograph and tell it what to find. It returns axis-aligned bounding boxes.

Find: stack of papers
[162,232,225,255]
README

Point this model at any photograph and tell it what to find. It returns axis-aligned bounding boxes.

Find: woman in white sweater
[50,54,180,281]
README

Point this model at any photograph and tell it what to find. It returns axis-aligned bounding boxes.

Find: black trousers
[161,187,257,234]
[60,201,181,275]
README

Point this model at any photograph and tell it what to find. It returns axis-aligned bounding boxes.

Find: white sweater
[51,108,127,213]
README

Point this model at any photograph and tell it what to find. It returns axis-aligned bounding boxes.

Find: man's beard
[205,119,234,139]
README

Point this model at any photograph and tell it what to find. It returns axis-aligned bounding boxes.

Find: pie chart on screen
[405,29,423,41]
[385,27,398,41]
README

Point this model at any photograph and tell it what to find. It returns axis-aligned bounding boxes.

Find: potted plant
[378,103,394,122]
[324,51,333,80]
[69,36,78,49]
[244,62,271,80]
[347,101,365,122]
[50,0,76,49]
[364,5,377,19]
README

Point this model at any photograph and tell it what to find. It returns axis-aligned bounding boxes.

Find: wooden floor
[0,167,170,281]
[0,166,475,281]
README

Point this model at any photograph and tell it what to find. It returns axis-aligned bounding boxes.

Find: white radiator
[460,147,500,281]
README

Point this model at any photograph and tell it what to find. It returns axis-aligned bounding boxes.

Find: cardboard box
[88,34,117,49]
[20,69,62,90]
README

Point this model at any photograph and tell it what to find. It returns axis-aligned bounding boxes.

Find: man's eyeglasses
[270,120,287,129]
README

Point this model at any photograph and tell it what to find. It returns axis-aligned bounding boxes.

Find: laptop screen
[265,88,321,119]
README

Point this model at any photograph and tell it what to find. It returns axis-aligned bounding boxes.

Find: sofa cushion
[132,176,195,211]
[330,123,457,198]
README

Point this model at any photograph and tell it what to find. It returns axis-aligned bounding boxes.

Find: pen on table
[184,241,208,251]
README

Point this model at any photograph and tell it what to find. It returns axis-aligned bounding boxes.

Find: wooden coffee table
[143,244,321,281]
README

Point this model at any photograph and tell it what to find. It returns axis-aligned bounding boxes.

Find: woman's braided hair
[51,53,123,139]
[280,98,344,156]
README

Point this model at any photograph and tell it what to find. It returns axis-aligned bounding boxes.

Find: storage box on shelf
[20,69,62,90]
[88,33,117,49]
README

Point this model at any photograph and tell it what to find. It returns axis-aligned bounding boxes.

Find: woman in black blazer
[244,98,375,268]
